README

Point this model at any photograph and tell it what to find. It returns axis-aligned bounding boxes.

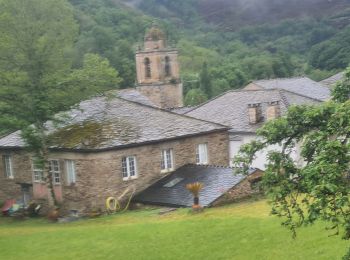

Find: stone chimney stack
[248,103,262,124]
[266,101,280,121]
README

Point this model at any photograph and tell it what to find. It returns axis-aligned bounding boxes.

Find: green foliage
[184,89,208,106]
[309,27,350,70]
[234,69,350,254]
[0,0,121,207]
[67,53,121,98]
[199,62,212,98]
[0,200,348,259]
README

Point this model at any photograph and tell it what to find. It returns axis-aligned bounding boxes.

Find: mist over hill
[67,0,350,105]
[198,0,350,29]
[122,0,350,30]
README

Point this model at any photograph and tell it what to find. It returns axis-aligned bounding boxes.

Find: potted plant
[186,182,203,211]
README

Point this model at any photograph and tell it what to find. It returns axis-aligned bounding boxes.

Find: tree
[184,89,208,106]
[0,0,121,207]
[199,62,213,98]
[234,68,350,257]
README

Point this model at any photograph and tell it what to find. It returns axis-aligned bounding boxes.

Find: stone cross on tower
[135,24,183,109]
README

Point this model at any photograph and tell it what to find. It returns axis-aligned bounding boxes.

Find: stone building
[0,95,229,213]
[185,78,330,169]
[134,24,183,109]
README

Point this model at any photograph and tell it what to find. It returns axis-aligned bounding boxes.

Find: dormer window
[248,103,263,124]
[144,58,151,78]
[266,101,280,120]
[165,56,171,77]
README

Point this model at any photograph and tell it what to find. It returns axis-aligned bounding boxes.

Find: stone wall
[0,151,33,203]
[136,83,183,108]
[211,170,263,206]
[0,130,229,214]
[135,50,180,84]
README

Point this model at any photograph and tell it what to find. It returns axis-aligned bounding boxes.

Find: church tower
[135,25,183,109]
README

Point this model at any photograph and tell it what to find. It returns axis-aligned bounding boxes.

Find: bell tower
[135,24,183,109]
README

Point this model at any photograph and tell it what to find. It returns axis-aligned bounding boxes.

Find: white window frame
[3,155,14,179]
[65,160,76,185]
[32,159,45,183]
[122,156,137,181]
[196,143,208,165]
[161,149,174,173]
[49,160,61,185]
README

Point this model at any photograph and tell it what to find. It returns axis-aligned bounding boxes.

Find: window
[49,160,61,184]
[161,149,174,172]
[122,156,137,180]
[144,57,151,78]
[2,155,14,179]
[66,160,76,185]
[32,159,44,183]
[196,143,208,164]
[164,56,171,77]
[163,177,184,188]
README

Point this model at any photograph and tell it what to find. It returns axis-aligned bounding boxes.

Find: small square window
[196,143,208,164]
[32,159,44,183]
[161,149,174,172]
[122,156,137,180]
[2,155,14,179]
[66,160,76,185]
[49,160,61,184]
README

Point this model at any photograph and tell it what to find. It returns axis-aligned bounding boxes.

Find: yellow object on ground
[106,197,120,213]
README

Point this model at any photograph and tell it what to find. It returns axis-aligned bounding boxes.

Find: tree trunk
[194,197,199,205]
[42,147,58,208]
[38,125,58,208]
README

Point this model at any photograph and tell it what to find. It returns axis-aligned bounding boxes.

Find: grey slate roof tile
[0,94,227,150]
[320,72,344,87]
[169,106,196,114]
[186,89,321,133]
[117,89,157,107]
[133,164,258,207]
[253,77,331,101]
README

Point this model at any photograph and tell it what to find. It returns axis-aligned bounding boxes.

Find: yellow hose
[106,197,120,213]
[105,186,136,214]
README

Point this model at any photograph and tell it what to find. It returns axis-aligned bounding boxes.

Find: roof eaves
[0,127,229,153]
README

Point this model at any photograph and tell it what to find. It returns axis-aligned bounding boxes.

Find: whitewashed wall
[229,134,302,170]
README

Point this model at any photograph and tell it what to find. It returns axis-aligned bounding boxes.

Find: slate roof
[117,89,157,107]
[186,89,320,133]
[251,77,331,101]
[133,164,258,207]
[169,106,195,115]
[0,94,227,151]
[320,72,344,87]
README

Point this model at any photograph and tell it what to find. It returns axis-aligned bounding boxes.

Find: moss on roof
[48,119,141,149]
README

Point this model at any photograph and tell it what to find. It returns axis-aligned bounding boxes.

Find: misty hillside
[123,0,350,29]
[66,0,350,106]
[198,0,350,30]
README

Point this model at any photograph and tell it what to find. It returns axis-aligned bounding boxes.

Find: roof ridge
[110,94,229,129]
[185,88,282,114]
[279,89,324,102]
[253,76,309,83]
[185,163,236,169]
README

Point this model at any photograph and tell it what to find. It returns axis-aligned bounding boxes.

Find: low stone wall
[212,170,263,207]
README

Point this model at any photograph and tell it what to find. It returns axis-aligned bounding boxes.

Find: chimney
[248,103,262,124]
[266,101,280,120]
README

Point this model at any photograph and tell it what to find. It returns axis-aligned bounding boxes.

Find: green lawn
[0,199,348,260]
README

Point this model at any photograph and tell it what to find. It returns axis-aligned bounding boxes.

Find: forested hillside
[66,0,350,104]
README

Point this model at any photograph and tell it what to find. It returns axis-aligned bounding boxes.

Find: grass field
[0,199,348,260]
